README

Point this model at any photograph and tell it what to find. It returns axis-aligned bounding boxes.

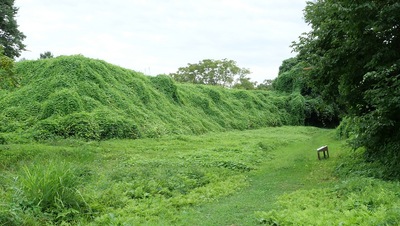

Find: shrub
[0,134,7,144]
[41,89,84,119]
[94,109,140,139]
[304,96,340,128]
[31,118,61,140]
[150,75,180,103]
[60,112,100,140]
[336,116,359,140]
[288,93,305,125]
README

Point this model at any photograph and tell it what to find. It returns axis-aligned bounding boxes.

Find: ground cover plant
[256,177,400,225]
[1,0,399,224]
[1,55,399,225]
[1,126,399,225]
[0,55,304,142]
[179,129,400,226]
[0,127,327,225]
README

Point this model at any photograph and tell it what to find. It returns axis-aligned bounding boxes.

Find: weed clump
[1,161,91,225]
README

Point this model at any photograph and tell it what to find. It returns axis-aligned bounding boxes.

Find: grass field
[177,127,340,226]
[1,126,399,225]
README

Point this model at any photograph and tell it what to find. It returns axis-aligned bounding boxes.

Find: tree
[256,79,273,90]
[0,0,26,58]
[272,57,310,94]
[170,59,251,87]
[293,0,400,177]
[232,75,256,90]
[278,57,300,75]
[40,51,54,59]
[0,46,18,89]
[274,56,340,127]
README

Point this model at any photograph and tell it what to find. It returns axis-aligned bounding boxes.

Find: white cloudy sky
[15,0,309,82]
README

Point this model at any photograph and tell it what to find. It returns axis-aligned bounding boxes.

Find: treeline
[169,58,273,90]
[283,0,400,178]
[169,56,340,128]
[271,57,340,128]
[237,0,400,179]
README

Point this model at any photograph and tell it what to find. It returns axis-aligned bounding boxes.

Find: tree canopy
[0,46,18,89]
[293,0,400,177]
[40,51,54,59]
[0,0,26,59]
[170,59,251,88]
[273,56,340,128]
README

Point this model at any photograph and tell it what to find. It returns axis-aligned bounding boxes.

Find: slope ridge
[0,55,304,141]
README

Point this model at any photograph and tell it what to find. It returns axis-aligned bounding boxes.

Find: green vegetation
[0,55,305,142]
[169,58,251,88]
[0,126,310,224]
[0,46,19,89]
[256,177,400,225]
[0,0,26,58]
[292,0,400,177]
[272,56,340,128]
[1,1,399,224]
[1,127,399,225]
[178,126,338,225]
[0,53,398,225]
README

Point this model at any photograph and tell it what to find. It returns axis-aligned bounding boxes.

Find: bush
[94,109,140,139]
[336,116,358,139]
[60,112,100,140]
[0,134,7,144]
[31,118,61,140]
[304,96,340,128]
[288,93,305,125]
[41,89,84,119]
[150,75,180,103]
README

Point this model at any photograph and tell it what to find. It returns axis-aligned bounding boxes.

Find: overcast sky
[15,0,309,82]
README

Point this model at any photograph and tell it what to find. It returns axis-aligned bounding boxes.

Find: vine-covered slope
[0,55,305,141]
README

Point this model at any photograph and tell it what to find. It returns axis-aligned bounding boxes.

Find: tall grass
[0,161,90,225]
[0,126,317,225]
[1,127,399,225]
[19,161,81,211]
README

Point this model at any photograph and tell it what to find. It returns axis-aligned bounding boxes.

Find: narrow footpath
[177,129,341,225]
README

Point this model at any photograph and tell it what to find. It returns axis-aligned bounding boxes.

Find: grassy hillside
[0,55,304,142]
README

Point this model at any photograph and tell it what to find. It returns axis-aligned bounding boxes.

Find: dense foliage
[39,51,54,59]
[170,58,250,88]
[0,55,305,142]
[0,0,26,58]
[1,1,399,224]
[292,0,400,176]
[0,46,18,89]
[273,57,340,127]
